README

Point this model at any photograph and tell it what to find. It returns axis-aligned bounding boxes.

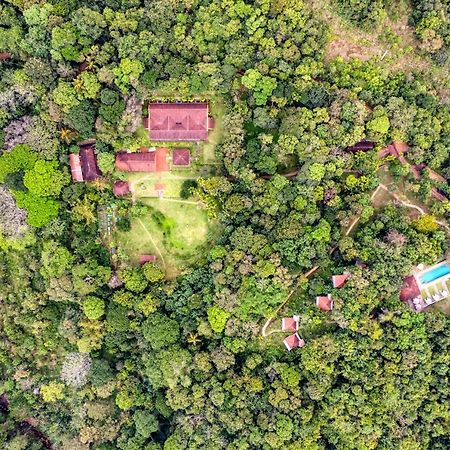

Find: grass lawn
[128,169,199,198]
[116,198,217,279]
[203,99,224,164]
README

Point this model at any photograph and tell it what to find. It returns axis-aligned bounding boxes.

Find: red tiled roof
[79,145,101,181]
[332,274,349,289]
[115,148,168,172]
[0,53,12,61]
[172,148,190,166]
[139,255,157,265]
[69,154,84,182]
[149,103,208,141]
[113,181,130,197]
[283,333,305,351]
[400,275,420,302]
[282,317,298,332]
[316,295,333,311]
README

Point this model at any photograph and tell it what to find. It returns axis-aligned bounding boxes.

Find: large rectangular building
[115,148,169,172]
[148,102,209,141]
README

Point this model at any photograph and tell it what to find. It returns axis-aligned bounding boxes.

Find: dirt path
[378,184,450,232]
[137,218,167,269]
[158,198,199,206]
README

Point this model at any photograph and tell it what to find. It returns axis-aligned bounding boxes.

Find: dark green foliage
[2,1,450,449]
[179,179,198,199]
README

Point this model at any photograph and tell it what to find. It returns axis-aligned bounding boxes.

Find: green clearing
[128,169,199,198]
[203,100,224,164]
[116,198,217,279]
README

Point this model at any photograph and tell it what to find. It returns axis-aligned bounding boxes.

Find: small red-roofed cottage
[139,255,157,265]
[172,148,190,166]
[208,117,215,130]
[282,316,299,332]
[316,294,333,312]
[283,333,305,351]
[332,273,349,289]
[113,181,130,197]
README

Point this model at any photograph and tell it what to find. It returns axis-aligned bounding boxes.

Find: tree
[113,58,144,92]
[412,214,439,233]
[23,160,68,197]
[41,382,65,403]
[60,353,92,387]
[83,296,106,320]
[142,262,165,283]
[207,305,230,333]
[242,69,277,106]
[134,410,159,438]
[142,313,179,350]
[119,267,148,293]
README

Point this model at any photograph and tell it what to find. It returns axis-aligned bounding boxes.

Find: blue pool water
[419,263,450,284]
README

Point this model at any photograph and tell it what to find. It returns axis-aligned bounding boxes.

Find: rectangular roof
[79,145,101,181]
[69,154,84,182]
[115,148,168,172]
[148,102,208,141]
[116,152,156,172]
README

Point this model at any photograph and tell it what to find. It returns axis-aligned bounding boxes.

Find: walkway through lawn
[137,218,167,269]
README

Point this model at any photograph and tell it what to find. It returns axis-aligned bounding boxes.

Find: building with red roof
[316,294,333,312]
[139,255,157,265]
[282,316,299,332]
[172,149,190,166]
[69,154,84,182]
[332,273,349,289]
[69,145,101,182]
[148,102,209,141]
[113,181,130,197]
[115,148,168,172]
[283,333,305,351]
[346,140,375,153]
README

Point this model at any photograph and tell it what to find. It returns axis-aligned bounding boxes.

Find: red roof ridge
[283,333,305,351]
[316,294,333,311]
[332,273,349,289]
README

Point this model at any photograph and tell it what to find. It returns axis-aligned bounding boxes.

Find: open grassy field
[203,99,224,164]
[128,169,199,198]
[116,198,217,279]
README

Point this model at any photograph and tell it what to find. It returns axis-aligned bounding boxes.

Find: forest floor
[116,198,215,279]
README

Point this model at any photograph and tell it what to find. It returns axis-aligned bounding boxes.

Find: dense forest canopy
[1,0,450,449]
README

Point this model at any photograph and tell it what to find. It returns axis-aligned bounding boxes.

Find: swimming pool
[419,263,450,284]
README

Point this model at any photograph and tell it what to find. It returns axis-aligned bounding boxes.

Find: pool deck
[402,260,450,312]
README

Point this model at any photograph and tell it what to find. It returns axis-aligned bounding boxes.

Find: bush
[116,216,131,232]
[142,263,165,283]
[180,179,198,199]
